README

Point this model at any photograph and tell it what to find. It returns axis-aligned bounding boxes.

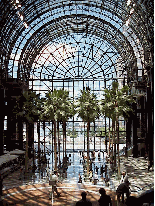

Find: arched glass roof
[0,0,153,89]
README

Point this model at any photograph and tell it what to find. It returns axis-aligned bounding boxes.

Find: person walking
[49,171,60,199]
[98,188,112,206]
[76,191,92,206]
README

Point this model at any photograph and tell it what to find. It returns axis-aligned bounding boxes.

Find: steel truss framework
[0,0,154,163]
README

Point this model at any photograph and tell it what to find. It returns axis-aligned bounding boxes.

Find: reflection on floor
[1,151,154,206]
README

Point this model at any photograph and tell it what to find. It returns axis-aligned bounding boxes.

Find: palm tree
[77,87,100,176]
[15,89,41,173]
[43,89,60,172]
[43,88,75,171]
[101,81,135,178]
[58,89,76,158]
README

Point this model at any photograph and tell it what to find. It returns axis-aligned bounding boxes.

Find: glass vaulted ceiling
[2,0,147,89]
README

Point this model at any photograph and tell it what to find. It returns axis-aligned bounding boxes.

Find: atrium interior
[0,0,154,205]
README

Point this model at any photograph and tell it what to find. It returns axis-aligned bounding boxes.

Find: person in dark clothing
[76,191,92,206]
[105,164,107,177]
[98,188,112,206]
[100,165,104,177]
[98,151,100,160]
[78,173,82,183]
[95,166,99,174]
[116,181,130,204]
[125,196,139,206]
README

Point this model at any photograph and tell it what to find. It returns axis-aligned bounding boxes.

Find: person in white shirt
[120,171,128,183]
[49,171,60,198]
[93,172,98,185]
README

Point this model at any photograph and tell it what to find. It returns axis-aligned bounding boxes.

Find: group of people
[76,188,112,206]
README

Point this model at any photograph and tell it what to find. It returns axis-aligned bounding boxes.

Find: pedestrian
[95,165,99,174]
[78,173,82,183]
[76,191,92,206]
[98,188,112,206]
[100,165,104,177]
[120,171,128,183]
[46,167,50,178]
[93,172,98,185]
[105,164,107,177]
[116,180,130,205]
[80,156,83,164]
[98,151,100,159]
[82,151,84,159]
[104,174,110,186]
[93,151,95,160]
[49,171,60,198]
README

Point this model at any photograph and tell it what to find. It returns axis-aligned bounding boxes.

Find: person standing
[98,151,100,160]
[93,172,98,185]
[98,188,112,206]
[120,171,128,183]
[105,164,107,178]
[95,165,99,174]
[100,165,104,177]
[76,191,92,206]
[78,173,82,183]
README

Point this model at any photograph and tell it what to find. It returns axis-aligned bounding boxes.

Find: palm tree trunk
[18,118,23,150]
[108,118,111,157]
[63,121,65,159]
[108,131,111,157]
[57,121,60,166]
[73,136,75,152]
[25,122,29,174]
[54,120,57,171]
[116,116,120,178]
[37,121,40,159]
[111,124,114,165]
[113,120,116,168]
[63,121,67,157]
[87,121,90,176]
[43,121,45,156]
[84,122,86,151]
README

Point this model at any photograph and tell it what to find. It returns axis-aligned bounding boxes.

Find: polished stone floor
[1,151,154,206]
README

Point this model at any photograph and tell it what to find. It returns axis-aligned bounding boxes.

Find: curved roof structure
[0,0,153,85]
